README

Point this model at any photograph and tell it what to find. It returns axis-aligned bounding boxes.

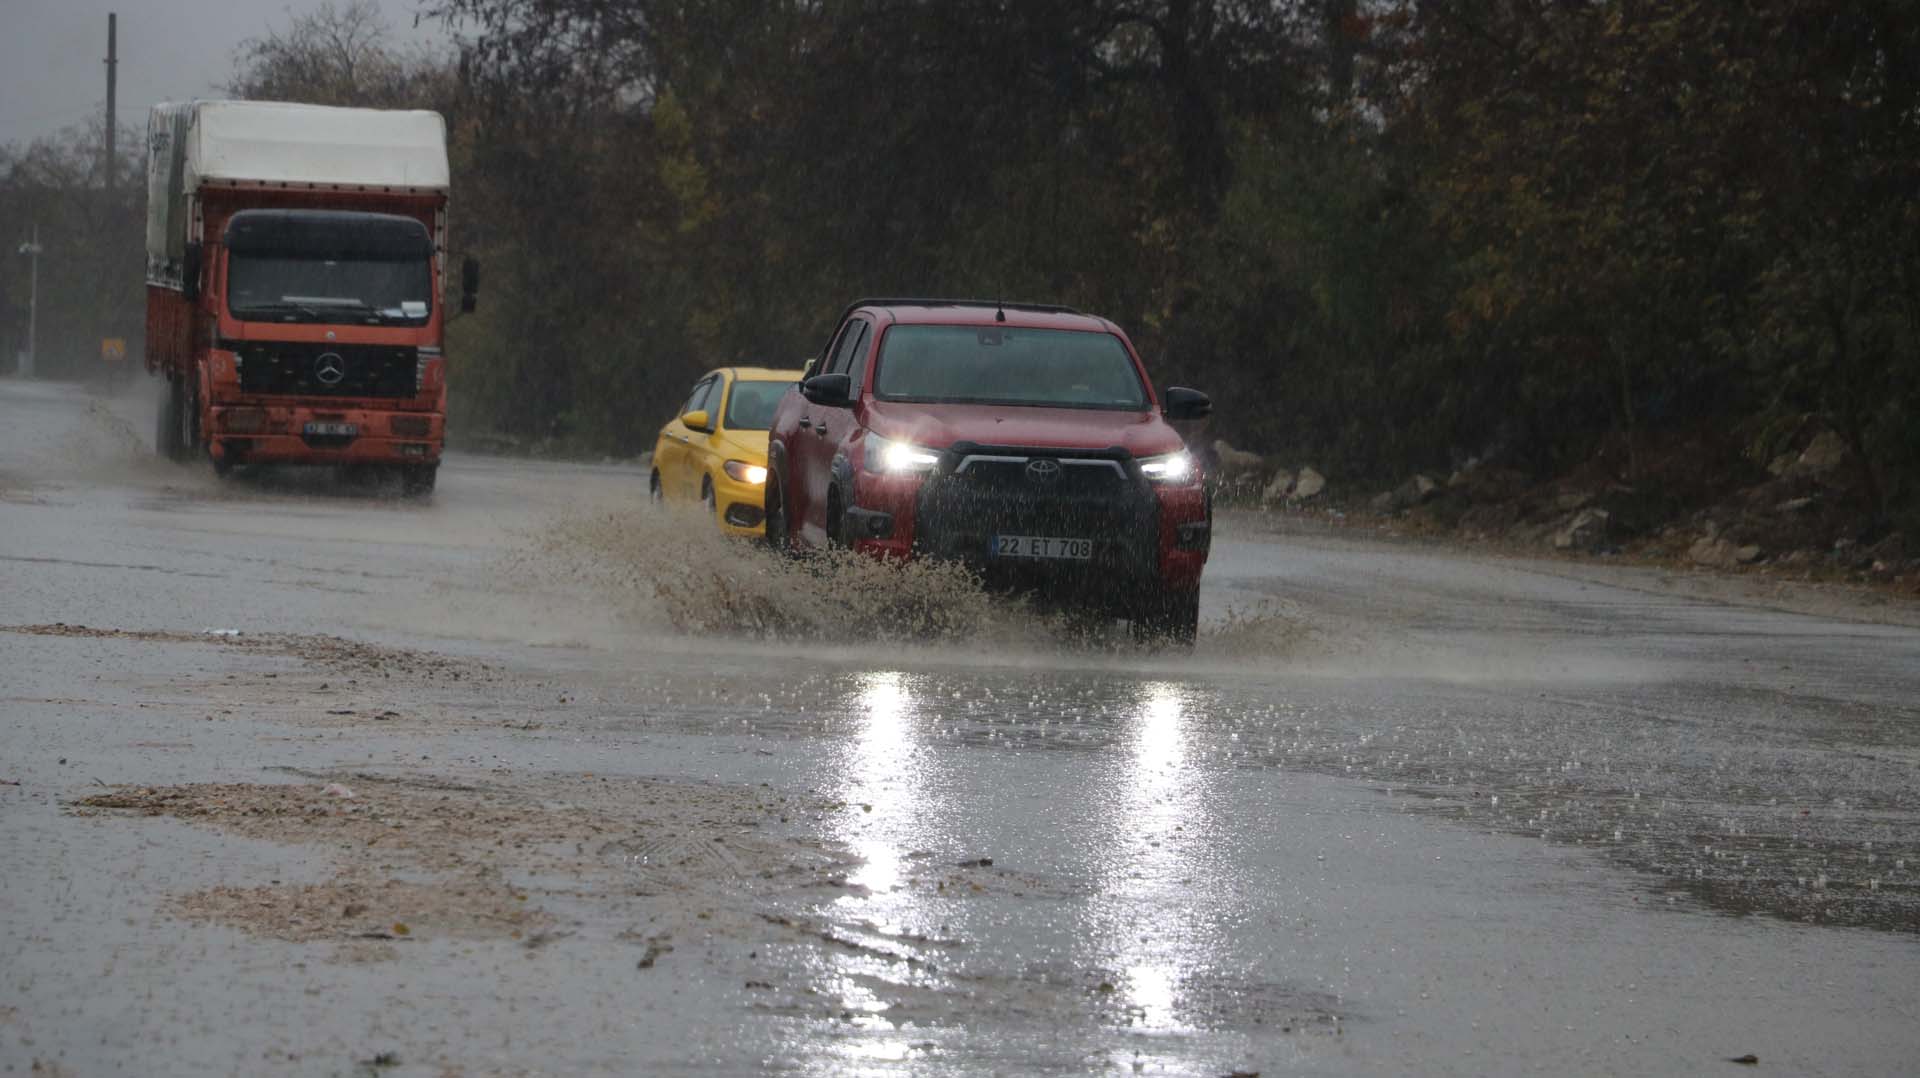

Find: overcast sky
[0,0,444,148]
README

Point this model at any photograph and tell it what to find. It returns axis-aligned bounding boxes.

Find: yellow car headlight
[723,460,768,485]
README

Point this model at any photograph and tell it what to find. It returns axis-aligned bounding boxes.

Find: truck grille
[234,342,418,399]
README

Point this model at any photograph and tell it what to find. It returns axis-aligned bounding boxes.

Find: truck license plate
[303,422,358,437]
[991,535,1093,560]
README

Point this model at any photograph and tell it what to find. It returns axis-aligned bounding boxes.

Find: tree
[228,0,447,108]
[0,121,144,379]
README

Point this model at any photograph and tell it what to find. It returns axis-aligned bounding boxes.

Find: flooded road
[3,378,1917,1076]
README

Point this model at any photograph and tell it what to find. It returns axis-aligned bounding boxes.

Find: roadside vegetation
[2,0,1913,559]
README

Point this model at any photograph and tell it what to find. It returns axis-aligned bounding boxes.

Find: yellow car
[650,366,804,536]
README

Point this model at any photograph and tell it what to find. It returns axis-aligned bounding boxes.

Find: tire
[763,469,792,554]
[701,477,717,520]
[1133,587,1200,646]
[400,462,438,498]
[210,446,234,478]
[649,471,663,504]
[177,377,200,463]
[825,487,845,548]
[155,376,183,459]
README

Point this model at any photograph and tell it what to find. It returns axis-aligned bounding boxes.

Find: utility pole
[105,13,118,195]
[17,225,42,377]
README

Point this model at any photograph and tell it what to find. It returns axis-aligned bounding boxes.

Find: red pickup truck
[764,299,1213,640]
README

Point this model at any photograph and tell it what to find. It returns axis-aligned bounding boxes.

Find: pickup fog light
[864,433,939,474]
[1139,451,1195,483]
[723,460,768,485]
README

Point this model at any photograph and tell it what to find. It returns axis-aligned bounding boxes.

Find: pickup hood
[864,400,1184,459]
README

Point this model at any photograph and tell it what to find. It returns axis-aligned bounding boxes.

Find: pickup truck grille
[234,342,417,398]
[913,446,1158,591]
[950,455,1129,497]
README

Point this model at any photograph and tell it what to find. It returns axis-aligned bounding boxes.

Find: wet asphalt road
[2,378,1918,1077]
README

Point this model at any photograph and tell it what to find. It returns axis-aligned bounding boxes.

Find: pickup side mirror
[801,373,853,408]
[681,409,712,433]
[1163,386,1212,421]
[460,256,480,313]
[182,242,203,302]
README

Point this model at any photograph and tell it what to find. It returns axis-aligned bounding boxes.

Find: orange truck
[144,100,475,494]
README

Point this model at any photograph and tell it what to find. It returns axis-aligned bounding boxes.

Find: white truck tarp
[186,101,449,192]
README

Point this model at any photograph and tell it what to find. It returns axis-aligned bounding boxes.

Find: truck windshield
[224,210,433,326]
[724,380,789,431]
[872,325,1148,410]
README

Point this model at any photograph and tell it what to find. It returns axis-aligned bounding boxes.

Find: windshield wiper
[319,300,426,325]
[231,300,324,322]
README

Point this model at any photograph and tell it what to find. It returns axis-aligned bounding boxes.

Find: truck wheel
[177,378,201,462]
[1133,588,1200,647]
[401,463,438,498]
[155,377,183,459]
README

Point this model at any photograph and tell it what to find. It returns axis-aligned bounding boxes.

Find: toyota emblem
[313,352,347,386]
[1025,458,1062,483]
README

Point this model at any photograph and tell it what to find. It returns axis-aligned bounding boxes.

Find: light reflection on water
[1109,681,1211,1032]
[791,672,937,1075]
[791,672,1228,1070]
[838,671,924,903]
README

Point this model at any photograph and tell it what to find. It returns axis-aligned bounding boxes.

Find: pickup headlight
[864,433,940,474]
[723,460,768,485]
[1139,451,1196,484]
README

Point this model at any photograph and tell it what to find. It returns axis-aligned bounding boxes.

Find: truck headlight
[1139,451,1196,484]
[723,460,768,485]
[864,433,939,474]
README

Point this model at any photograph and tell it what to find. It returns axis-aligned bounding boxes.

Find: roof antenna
[995,297,1007,322]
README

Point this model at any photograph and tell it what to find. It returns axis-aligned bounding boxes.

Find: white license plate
[991,535,1093,560]
[303,422,358,436]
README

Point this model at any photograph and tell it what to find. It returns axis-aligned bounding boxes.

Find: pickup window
[872,325,1147,410]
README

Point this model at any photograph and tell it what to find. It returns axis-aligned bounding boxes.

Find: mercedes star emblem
[313,352,347,386]
[1025,458,1062,483]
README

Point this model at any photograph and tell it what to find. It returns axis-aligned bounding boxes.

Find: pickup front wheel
[763,470,792,554]
[1133,588,1200,646]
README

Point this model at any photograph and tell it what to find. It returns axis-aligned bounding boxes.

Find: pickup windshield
[872,325,1148,410]
[224,209,433,326]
